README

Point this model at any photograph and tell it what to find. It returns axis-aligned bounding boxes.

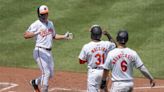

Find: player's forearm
[54,34,65,40]
[108,36,117,47]
[24,32,35,39]
[105,33,117,47]
[139,65,154,80]
[100,69,109,89]
[102,69,109,80]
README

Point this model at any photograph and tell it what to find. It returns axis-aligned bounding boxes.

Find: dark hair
[37,6,41,17]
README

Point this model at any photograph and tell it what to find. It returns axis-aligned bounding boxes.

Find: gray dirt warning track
[0,67,164,92]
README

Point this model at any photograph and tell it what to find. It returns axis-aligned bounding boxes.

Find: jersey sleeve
[51,21,56,38]
[134,52,144,68]
[105,41,116,52]
[27,22,38,33]
[109,42,116,50]
[78,45,87,61]
[103,53,113,70]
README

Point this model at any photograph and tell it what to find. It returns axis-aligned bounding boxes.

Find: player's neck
[39,19,48,24]
[92,39,101,42]
[117,43,126,48]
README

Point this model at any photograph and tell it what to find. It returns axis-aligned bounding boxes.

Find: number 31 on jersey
[95,53,105,65]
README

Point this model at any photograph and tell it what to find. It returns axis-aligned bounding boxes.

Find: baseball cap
[39,5,49,14]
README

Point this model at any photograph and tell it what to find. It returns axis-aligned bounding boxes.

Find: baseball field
[0,0,164,92]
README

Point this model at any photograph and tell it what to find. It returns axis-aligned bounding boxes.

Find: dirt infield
[0,67,164,92]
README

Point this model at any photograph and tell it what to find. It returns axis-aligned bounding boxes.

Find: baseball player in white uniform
[100,30,155,92]
[24,5,72,92]
[79,25,116,92]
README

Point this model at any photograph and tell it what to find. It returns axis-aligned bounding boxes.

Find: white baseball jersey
[79,41,116,69]
[103,48,143,81]
[27,20,56,49]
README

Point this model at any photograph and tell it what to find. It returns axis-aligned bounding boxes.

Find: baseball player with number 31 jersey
[100,30,155,92]
[79,25,116,92]
[24,5,73,92]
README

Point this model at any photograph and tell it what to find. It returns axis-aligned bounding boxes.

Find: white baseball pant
[110,81,133,92]
[87,69,104,92]
[33,47,54,90]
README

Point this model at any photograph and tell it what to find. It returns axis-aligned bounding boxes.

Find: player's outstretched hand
[64,32,73,40]
[150,79,155,87]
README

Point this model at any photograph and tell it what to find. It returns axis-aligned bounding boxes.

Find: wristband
[100,80,106,89]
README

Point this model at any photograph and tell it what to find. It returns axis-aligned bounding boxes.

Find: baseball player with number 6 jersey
[100,30,155,92]
[79,25,116,92]
[24,5,73,92]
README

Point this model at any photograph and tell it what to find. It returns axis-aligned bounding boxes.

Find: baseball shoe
[30,79,40,92]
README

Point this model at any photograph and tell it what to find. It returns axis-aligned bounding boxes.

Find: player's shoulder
[109,48,119,53]
[125,48,138,55]
[48,20,53,24]
[29,20,40,28]
[82,41,94,49]
[83,42,92,47]
[106,48,119,57]
[34,20,41,24]
[102,40,115,45]
[101,41,116,49]
[30,20,39,25]
[101,40,110,43]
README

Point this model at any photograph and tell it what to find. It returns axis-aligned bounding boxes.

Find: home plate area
[0,82,18,92]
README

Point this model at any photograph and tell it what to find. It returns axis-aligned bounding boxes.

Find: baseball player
[78,25,116,92]
[100,30,155,92]
[24,5,72,92]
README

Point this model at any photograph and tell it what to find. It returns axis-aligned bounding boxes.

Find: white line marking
[49,85,164,92]
[0,82,18,92]
[49,87,86,92]
[134,86,164,90]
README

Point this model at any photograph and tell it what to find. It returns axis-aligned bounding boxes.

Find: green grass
[0,0,164,78]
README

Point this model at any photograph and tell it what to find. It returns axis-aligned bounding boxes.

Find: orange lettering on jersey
[125,54,134,61]
[40,28,53,37]
[91,47,107,53]
[112,59,116,64]
[112,53,134,64]
[118,54,122,58]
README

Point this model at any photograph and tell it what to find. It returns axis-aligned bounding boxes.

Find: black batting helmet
[37,5,48,16]
[37,5,49,21]
[90,25,102,41]
[116,29,128,44]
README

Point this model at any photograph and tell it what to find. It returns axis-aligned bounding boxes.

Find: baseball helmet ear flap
[116,29,128,44]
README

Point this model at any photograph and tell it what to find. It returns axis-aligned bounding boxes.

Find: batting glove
[64,32,73,40]
[100,80,107,89]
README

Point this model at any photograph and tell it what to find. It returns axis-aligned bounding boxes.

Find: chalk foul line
[49,85,164,92]
[0,82,18,92]
[134,85,164,89]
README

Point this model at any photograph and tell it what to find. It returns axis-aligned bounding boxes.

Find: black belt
[113,80,132,82]
[92,67,103,70]
[37,46,52,51]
